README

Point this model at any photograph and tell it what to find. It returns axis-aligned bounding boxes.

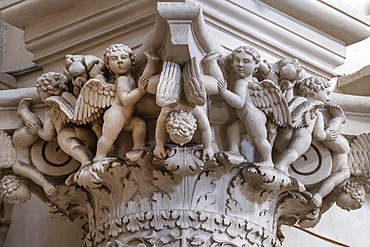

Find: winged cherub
[153,58,214,161]
[22,72,96,172]
[217,46,291,167]
[274,77,350,207]
[93,44,148,162]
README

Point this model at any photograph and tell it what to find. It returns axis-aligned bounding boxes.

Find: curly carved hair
[103,44,136,73]
[166,110,197,146]
[35,72,68,96]
[338,180,365,210]
[294,76,330,98]
[0,174,30,204]
[229,46,261,64]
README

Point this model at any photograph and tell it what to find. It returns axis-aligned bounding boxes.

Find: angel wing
[182,57,206,106]
[288,97,324,129]
[73,79,116,124]
[156,61,181,107]
[45,95,76,125]
[248,79,291,127]
[348,133,370,192]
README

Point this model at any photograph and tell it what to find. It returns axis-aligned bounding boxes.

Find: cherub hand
[202,147,215,162]
[217,79,227,93]
[154,145,167,159]
[44,183,57,197]
[26,121,40,135]
[138,76,149,93]
[325,129,338,141]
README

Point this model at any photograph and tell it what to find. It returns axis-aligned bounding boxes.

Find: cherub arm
[154,106,171,159]
[312,112,327,141]
[117,76,148,106]
[12,161,57,197]
[217,79,246,109]
[192,107,214,161]
[26,110,57,142]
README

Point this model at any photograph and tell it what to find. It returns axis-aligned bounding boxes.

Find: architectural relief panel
[0,1,370,247]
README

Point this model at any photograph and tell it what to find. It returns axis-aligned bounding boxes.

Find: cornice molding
[1,0,370,76]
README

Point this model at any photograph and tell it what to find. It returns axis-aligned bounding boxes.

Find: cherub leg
[191,106,214,161]
[274,128,313,174]
[12,127,39,165]
[94,107,125,161]
[315,136,350,201]
[226,119,245,153]
[124,116,147,150]
[57,126,94,168]
[242,109,273,167]
[154,107,171,159]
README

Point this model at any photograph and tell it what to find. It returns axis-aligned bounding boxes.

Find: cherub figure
[153,58,214,161]
[217,46,290,167]
[0,131,56,198]
[21,72,96,173]
[274,76,350,207]
[93,44,148,162]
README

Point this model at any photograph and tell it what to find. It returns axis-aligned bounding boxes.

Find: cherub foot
[311,193,323,208]
[93,156,117,163]
[17,98,33,115]
[126,147,150,161]
[253,160,274,168]
[275,166,289,176]
[153,146,169,159]
[216,151,246,166]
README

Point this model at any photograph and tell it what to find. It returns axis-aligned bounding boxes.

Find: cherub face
[4,183,31,204]
[312,88,330,102]
[37,87,51,102]
[336,191,361,211]
[169,132,193,146]
[232,52,257,78]
[107,50,132,76]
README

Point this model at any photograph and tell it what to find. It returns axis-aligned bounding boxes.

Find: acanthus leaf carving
[3,2,370,247]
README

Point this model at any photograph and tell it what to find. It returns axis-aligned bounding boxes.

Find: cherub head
[336,180,365,211]
[294,76,331,102]
[35,72,68,102]
[0,174,31,204]
[166,110,197,146]
[104,44,136,76]
[229,46,261,79]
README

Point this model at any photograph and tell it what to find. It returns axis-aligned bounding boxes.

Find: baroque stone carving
[2,2,370,247]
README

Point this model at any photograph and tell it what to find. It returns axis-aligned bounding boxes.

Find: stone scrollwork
[3,2,370,247]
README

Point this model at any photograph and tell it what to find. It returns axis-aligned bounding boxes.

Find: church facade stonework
[1,1,370,246]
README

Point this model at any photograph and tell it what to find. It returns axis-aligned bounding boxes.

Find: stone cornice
[260,0,370,45]
[1,0,370,77]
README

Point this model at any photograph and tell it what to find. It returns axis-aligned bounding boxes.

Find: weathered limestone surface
[0,1,370,247]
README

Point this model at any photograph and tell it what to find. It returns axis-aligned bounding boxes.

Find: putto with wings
[153,57,214,161]
[217,46,291,167]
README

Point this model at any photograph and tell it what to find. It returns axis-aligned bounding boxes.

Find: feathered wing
[288,97,324,129]
[73,79,116,124]
[182,57,206,106]
[45,95,76,125]
[348,133,370,192]
[156,61,182,107]
[248,79,291,127]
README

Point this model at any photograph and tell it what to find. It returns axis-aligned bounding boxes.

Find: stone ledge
[337,65,370,96]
